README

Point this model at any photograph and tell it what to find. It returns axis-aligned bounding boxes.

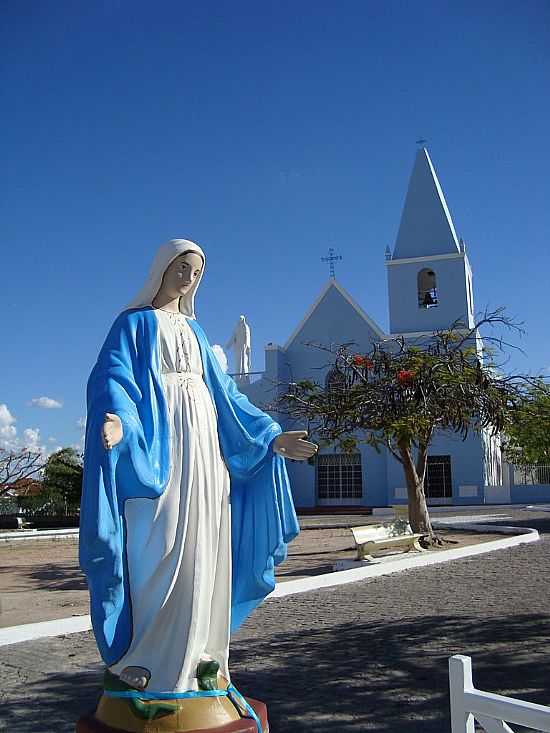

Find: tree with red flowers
[279,310,540,542]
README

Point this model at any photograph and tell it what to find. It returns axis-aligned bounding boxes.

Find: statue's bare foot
[119,666,151,690]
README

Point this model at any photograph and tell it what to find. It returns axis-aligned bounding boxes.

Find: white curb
[0,614,92,646]
[0,528,79,542]
[372,504,519,516]
[0,523,539,647]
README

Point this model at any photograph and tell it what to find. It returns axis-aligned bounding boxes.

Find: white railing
[449,655,550,733]
[513,464,550,485]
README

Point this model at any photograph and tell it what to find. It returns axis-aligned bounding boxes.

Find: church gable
[284,280,386,354]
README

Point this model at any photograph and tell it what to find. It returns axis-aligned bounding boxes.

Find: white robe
[110,309,232,692]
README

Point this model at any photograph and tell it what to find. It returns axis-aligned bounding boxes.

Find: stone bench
[351,519,424,561]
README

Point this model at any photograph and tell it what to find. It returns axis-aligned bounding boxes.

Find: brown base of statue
[76,670,268,733]
[76,700,268,733]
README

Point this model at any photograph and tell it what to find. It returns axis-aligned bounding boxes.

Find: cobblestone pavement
[1,507,549,733]
[0,514,496,627]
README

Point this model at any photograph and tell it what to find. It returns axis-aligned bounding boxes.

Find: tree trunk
[397,438,434,537]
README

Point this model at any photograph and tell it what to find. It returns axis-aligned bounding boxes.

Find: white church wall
[388,255,472,335]
[284,283,382,381]
[283,439,388,508]
[280,285,386,508]
[285,460,317,508]
[237,344,290,423]
[511,483,550,504]
[385,427,485,507]
[358,441,389,507]
[264,344,291,384]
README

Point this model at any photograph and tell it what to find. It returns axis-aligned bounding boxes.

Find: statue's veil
[126,239,205,319]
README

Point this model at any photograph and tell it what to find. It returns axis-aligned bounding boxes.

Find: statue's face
[159,252,203,298]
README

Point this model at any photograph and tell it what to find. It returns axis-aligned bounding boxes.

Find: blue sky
[1,1,549,453]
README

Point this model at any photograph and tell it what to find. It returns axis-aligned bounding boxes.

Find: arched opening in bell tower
[418,268,439,308]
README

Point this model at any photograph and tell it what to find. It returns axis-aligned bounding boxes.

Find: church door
[316,453,363,506]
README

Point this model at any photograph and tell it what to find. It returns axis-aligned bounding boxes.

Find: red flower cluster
[396,369,416,385]
[352,355,374,369]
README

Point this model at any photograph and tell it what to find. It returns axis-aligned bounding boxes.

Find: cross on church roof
[321,247,342,279]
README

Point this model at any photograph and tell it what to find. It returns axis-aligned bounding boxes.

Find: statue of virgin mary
[79,240,317,716]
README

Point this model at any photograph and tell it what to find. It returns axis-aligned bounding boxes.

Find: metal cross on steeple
[321,247,342,279]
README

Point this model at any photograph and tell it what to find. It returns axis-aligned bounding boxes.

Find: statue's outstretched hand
[102,413,123,450]
[273,431,318,461]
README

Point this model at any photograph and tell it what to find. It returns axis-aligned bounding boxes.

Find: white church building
[239,148,548,509]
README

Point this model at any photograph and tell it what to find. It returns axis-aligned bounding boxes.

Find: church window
[418,268,439,309]
[317,454,362,500]
[325,366,346,393]
[425,455,452,499]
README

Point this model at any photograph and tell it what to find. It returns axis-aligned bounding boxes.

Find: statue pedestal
[76,696,268,733]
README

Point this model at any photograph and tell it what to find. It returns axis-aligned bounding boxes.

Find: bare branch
[0,448,45,497]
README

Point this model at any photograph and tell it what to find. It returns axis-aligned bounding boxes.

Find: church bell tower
[386,147,475,335]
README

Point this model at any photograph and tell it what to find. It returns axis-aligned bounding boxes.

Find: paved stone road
[1,507,549,733]
[0,514,495,627]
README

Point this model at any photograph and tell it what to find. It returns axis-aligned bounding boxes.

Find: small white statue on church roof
[226,315,251,378]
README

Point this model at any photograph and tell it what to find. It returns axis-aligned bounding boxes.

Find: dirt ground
[0,526,500,628]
